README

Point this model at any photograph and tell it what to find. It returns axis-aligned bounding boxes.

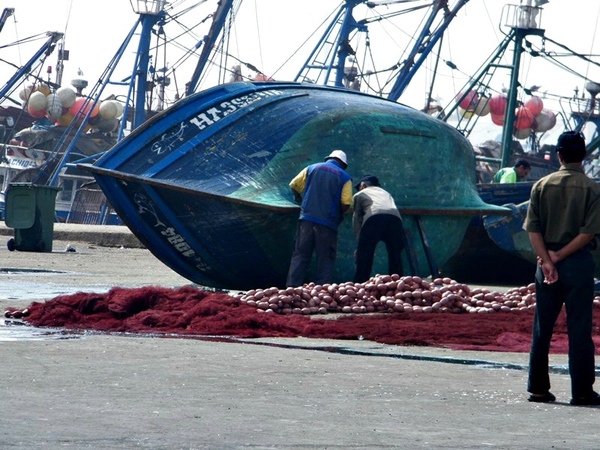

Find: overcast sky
[3,0,600,143]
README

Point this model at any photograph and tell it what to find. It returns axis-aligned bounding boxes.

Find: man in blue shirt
[286,150,352,287]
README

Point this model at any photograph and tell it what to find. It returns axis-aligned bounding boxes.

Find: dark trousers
[528,247,596,398]
[286,220,337,287]
[354,214,405,283]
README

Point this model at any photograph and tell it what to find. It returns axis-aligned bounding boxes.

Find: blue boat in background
[81,81,508,290]
[482,202,533,263]
[482,200,600,282]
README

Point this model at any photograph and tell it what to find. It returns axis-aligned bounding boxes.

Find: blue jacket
[300,160,351,230]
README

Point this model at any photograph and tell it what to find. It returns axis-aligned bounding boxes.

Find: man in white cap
[286,150,352,287]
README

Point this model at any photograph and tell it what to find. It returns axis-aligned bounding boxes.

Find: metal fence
[66,187,121,225]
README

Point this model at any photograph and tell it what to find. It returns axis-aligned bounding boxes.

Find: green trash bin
[5,183,62,252]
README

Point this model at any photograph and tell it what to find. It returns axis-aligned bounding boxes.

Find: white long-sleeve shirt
[352,186,401,238]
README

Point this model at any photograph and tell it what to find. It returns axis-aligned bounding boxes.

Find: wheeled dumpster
[5,183,62,252]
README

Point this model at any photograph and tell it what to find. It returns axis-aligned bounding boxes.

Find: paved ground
[0,223,598,449]
[0,223,189,306]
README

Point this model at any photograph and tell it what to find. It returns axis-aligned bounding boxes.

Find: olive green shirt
[524,164,600,245]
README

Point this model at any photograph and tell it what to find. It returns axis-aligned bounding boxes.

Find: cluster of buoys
[456,90,557,139]
[19,83,124,133]
[457,90,491,118]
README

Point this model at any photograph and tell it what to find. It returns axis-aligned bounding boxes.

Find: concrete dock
[0,223,598,449]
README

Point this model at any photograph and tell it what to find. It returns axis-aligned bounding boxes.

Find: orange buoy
[524,96,544,116]
[456,90,479,110]
[488,95,507,116]
[490,112,504,126]
[514,106,534,130]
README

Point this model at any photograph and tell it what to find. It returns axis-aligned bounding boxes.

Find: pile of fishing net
[6,276,600,353]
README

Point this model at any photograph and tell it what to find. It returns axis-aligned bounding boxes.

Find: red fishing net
[7,284,600,354]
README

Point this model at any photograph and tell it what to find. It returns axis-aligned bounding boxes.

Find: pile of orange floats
[455,90,556,139]
[18,83,124,133]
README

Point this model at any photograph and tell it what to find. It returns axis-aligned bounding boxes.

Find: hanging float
[487,94,555,139]
[18,84,124,134]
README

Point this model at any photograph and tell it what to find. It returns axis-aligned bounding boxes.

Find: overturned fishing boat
[81,81,508,290]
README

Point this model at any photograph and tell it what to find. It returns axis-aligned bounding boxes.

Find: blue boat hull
[482,200,600,280]
[82,82,507,290]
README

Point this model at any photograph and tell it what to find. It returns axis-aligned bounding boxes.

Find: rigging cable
[357,34,390,97]
[540,37,600,79]
[377,3,432,95]
[583,3,600,86]
[142,0,236,99]
[270,5,336,80]
[57,0,74,86]
[251,0,265,79]
[424,33,443,111]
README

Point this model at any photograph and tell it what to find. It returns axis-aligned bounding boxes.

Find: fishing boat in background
[445,77,600,284]
[4,0,600,288]
[0,0,240,224]
[81,82,509,290]
[78,0,600,288]
[429,2,600,284]
[0,100,122,223]
[240,0,600,284]
[1,0,491,238]
[0,7,123,223]
[478,78,600,281]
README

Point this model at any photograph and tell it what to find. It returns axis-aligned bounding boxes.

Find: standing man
[285,150,352,287]
[492,159,531,183]
[352,175,405,283]
[524,130,600,405]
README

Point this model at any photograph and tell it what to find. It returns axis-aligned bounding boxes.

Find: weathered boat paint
[483,202,534,262]
[82,82,508,290]
[483,200,600,280]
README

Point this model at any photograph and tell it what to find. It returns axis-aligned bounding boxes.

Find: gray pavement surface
[0,222,598,449]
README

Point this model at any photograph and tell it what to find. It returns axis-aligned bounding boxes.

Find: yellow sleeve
[289,168,307,194]
[341,180,353,206]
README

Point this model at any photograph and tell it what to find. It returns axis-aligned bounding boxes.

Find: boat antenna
[54,0,74,87]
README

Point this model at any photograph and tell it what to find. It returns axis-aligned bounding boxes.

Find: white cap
[325,149,347,165]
